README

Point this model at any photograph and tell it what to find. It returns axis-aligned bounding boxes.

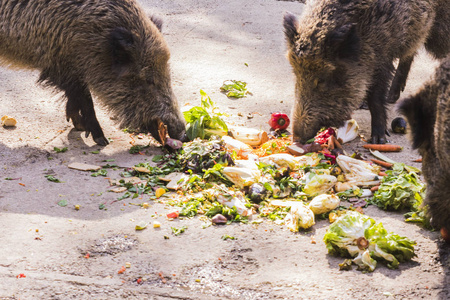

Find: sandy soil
[0,1,449,299]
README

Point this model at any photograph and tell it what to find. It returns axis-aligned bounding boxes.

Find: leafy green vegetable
[53,147,68,153]
[220,80,249,98]
[179,199,201,218]
[183,90,228,140]
[222,234,236,240]
[57,199,68,207]
[91,169,108,177]
[45,175,62,183]
[324,211,416,272]
[179,138,233,174]
[171,226,187,236]
[371,164,425,211]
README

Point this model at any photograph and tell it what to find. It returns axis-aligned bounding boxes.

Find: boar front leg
[63,82,109,146]
[387,56,414,104]
[367,63,394,144]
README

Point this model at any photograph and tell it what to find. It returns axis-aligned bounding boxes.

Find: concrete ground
[0,0,448,299]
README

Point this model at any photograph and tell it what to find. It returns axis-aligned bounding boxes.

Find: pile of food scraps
[98,93,426,272]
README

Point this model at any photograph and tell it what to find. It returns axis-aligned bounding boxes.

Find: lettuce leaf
[324,211,416,271]
[371,166,425,211]
[183,90,228,140]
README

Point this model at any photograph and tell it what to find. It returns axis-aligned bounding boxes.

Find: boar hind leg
[63,82,109,146]
[387,56,414,104]
[367,64,394,144]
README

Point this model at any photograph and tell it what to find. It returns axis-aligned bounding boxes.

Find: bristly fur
[0,0,186,145]
[398,55,450,230]
[283,0,449,144]
[397,83,438,150]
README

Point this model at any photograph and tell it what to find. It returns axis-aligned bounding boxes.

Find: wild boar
[398,55,450,232]
[283,0,447,144]
[388,0,450,103]
[0,0,186,145]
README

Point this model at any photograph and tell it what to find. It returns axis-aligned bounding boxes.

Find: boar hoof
[370,135,386,144]
[84,130,109,146]
[93,136,110,146]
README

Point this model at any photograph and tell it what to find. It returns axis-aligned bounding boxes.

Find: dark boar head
[283,12,368,143]
[88,16,187,143]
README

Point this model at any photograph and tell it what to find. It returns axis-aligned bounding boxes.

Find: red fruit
[314,128,336,144]
[166,211,179,219]
[268,113,290,130]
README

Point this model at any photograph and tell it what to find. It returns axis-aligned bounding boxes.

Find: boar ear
[283,12,299,50]
[150,15,163,32]
[326,23,360,61]
[398,83,438,149]
[109,27,135,76]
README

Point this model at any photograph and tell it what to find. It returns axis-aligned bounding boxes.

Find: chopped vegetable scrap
[253,137,292,157]
[220,80,249,98]
[1,115,17,127]
[171,226,187,236]
[45,175,62,183]
[324,211,416,272]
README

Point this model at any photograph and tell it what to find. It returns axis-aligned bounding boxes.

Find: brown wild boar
[283,0,448,144]
[0,0,186,145]
[398,54,450,232]
[388,0,450,103]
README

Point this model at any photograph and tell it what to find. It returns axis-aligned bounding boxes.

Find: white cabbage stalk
[222,136,253,159]
[233,159,259,170]
[228,125,269,146]
[222,167,261,189]
[259,153,297,170]
[308,194,340,215]
[336,119,359,144]
[336,155,381,186]
[294,153,321,168]
[284,203,315,231]
[304,174,337,196]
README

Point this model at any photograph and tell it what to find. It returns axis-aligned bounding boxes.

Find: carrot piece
[362,144,403,152]
[413,157,422,163]
[371,159,394,168]
[332,136,343,149]
[370,185,380,192]
[327,136,335,150]
[378,171,388,177]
